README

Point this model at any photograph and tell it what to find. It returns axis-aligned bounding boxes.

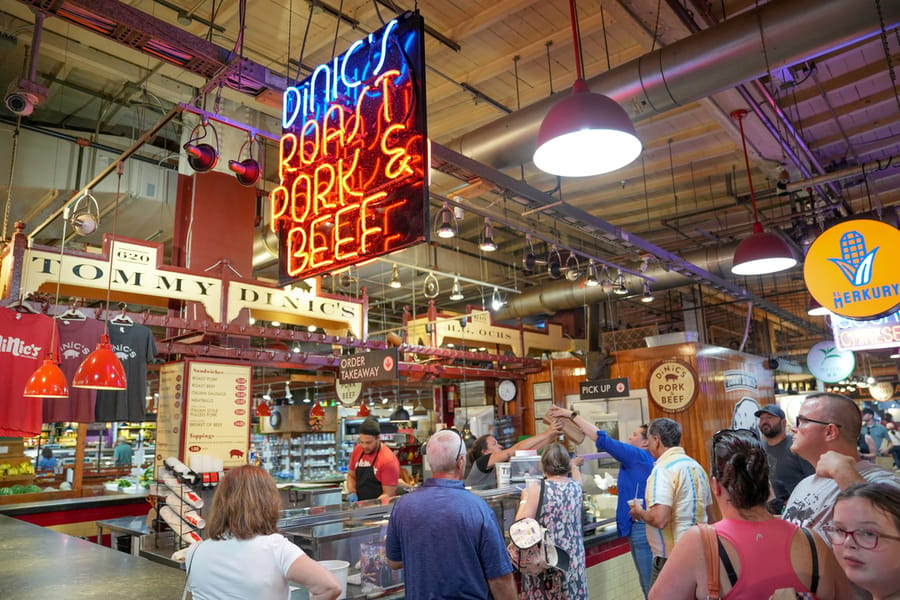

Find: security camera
[4,79,48,116]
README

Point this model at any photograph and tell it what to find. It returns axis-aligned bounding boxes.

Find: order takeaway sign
[647,359,698,413]
[805,218,900,320]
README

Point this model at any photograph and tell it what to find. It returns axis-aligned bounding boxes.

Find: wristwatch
[570,410,579,419]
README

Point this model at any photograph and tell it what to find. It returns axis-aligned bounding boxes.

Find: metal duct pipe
[495,243,738,319]
[448,0,899,170]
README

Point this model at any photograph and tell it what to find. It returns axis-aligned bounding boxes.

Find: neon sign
[271,12,428,283]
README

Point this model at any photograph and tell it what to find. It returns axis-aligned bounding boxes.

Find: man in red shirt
[346,418,400,502]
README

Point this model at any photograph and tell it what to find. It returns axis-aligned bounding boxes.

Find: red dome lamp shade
[533,0,641,177]
[534,79,642,177]
[72,334,127,390]
[23,354,69,398]
[729,110,797,276]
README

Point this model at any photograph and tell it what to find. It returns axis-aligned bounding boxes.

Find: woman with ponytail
[649,429,849,600]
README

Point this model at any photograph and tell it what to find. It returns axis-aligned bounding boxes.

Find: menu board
[182,360,252,468]
[155,362,186,473]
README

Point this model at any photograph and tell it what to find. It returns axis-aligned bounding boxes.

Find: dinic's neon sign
[271,13,427,283]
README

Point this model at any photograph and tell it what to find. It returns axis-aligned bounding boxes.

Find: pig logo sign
[647,358,698,412]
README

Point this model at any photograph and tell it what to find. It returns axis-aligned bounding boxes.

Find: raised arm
[486,423,561,469]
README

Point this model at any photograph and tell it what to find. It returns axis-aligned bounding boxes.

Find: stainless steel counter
[0,514,185,600]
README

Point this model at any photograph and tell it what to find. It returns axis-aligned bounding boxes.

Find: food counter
[0,514,185,600]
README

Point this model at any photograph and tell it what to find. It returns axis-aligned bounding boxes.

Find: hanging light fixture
[389,264,402,288]
[262,384,272,402]
[183,120,220,173]
[807,297,830,316]
[533,1,641,177]
[228,133,262,186]
[613,270,628,295]
[641,281,655,303]
[284,382,294,403]
[479,218,498,252]
[564,252,581,281]
[729,110,797,276]
[24,196,73,398]
[449,276,464,301]
[73,162,128,390]
[434,201,458,239]
[491,287,505,311]
[585,260,600,287]
[547,245,563,279]
[522,234,537,274]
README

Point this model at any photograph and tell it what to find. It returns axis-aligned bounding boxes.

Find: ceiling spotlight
[449,276,464,301]
[564,253,581,281]
[613,271,628,295]
[307,324,317,332]
[176,10,192,26]
[183,120,220,173]
[585,260,600,287]
[491,287,504,311]
[303,389,311,404]
[291,343,301,353]
[228,134,262,186]
[389,264,401,288]
[70,190,101,236]
[262,385,272,402]
[248,315,256,325]
[547,246,563,279]
[284,382,293,402]
[641,281,654,302]
[479,218,497,252]
[522,234,537,274]
[434,201,457,239]
[271,320,281,328]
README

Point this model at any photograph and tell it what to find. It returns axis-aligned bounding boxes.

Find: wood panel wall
[611,343,774,471]
[521,345,774,471]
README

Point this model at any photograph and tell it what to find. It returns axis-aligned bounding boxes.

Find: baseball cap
[754,404,785,419]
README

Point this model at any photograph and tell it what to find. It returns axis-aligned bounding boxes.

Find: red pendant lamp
[23,355,69,398]
[729,110,797,276]
[533,1,641,177]
[73,162,128,390]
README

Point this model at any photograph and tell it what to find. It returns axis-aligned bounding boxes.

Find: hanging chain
[874,0,900,113]
[2,116,21,242]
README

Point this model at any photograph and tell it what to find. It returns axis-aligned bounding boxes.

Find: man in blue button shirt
[549,405,654,598]
[386,428,516,600]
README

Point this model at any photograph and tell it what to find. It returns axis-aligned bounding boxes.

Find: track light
[491,287,504,311]
[390,264,402,288]
[641,281,654,302]
[585,260,600,287]
[183,120,220,173]
[479,218,497,252]
[613,270,628,295]
[547,246,562,279]
[228,134,262,186]
[564,253,581,281]
[434,201,457,239]
[449,276,464,301]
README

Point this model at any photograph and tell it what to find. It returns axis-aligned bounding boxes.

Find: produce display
[0,461,35,476]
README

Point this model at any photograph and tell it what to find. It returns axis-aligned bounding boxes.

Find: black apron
[356,445,383,500]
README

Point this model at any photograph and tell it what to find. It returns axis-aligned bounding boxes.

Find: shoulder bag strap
[536,478,546,520]
[699,525,721,600]
[800,527,819,594]
[716,537,738,586]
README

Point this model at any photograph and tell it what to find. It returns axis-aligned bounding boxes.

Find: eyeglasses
[795,415,841,428]
[456,431,465,462]
[823,525,900,550]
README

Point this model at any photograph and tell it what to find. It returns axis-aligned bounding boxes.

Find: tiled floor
[587,552,644,599]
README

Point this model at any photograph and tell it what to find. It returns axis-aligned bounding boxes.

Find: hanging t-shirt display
[94,321,157,422]
[0,307,58,437]
[47,317,105,423]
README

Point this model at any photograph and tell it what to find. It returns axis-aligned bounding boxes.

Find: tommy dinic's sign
[20,236,365,338]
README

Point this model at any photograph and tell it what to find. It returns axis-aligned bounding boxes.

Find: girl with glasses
[649,429,849,599]
[830,482,900,600]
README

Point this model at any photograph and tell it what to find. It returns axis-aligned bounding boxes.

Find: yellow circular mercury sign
[805,219,900,319]
[647,359,698,412]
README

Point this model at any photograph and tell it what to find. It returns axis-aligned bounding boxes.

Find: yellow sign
[647,359,698,412]
[805,219,900,319]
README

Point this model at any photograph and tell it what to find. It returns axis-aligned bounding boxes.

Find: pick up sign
[338,349,399,383]
[580,378,630,400]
